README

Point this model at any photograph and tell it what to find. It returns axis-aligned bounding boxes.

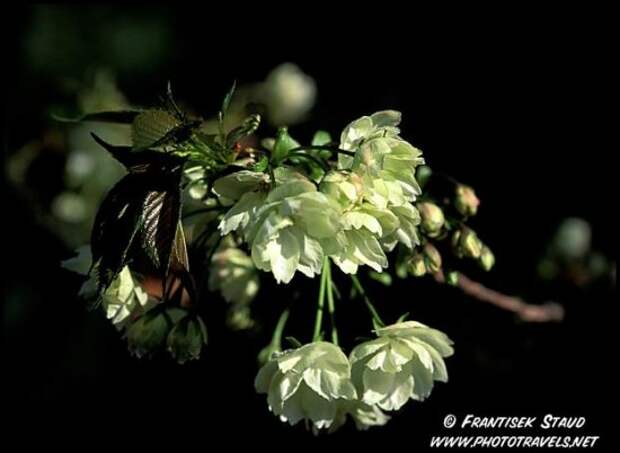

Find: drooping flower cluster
[256,321,453,433]
[217,111,425,283]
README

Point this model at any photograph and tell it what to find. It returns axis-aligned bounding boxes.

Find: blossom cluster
[216,111,424,284]
[255,321,453,433]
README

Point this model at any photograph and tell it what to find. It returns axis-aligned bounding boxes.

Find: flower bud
[407,252,427,277]
[454,185,480,217]
[423,243,442,273]
[445,270,460,286]
[417,202,445,237]
[451,229,461,251]
[126,310,171,358]
[479,245,495,271]
[415,165,432,189]
[459,228,482,259]
[166,315,208,364]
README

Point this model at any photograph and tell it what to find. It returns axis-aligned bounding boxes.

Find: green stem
[350,274,385,327]
[285,151,330,173]
[182,206,225,219]
[312,258,329,342]
[325,260,339,345]
[271,309,290,350]
[287,145,355,157]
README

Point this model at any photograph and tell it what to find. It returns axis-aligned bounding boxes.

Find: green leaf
[226,113,261,149]
[221,80,237,117]
[91,133,184,171]
[396,312,410,323]
[271,127,299,164]
[305,130,334,166]
[53,110,143,124]
[61,246,92,276]
[285,336,303,348]
[252,155,269,172]
[311,130,332,146]
[131,109,180,149]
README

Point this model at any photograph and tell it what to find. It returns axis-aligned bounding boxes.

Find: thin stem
[325,260,339,345]
[287,145,355,157]
[312,258,329,342]
[271,309,290,350]
[350,274,385,327]
[285,151,331,173]
[183,206,225,219]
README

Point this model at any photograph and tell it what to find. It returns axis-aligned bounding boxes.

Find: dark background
[4,5,615,449]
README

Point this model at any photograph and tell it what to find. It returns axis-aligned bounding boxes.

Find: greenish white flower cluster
[255,321,453,433]
[216,111,424,283]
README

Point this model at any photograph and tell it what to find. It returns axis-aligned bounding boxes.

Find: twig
[434,271,564,322]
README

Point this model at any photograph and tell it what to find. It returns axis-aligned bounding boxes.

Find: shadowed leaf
[53,110,143,124]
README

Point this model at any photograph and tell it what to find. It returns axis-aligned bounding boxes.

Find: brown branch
[434,271,565,322]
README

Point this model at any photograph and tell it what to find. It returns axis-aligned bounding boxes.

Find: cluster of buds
[407,179,493,279]
[452,227,495,271]
[407,243,443,277]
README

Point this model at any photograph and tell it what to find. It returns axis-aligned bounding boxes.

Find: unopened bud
[408,253,427,277]
[127,311,171,358]
[479,245,495,271]
[423,243,442,273]
[459,227,482,259]
[445,270,460,286]
[454,185,480,216]
[415,165,433,188]
[418,202,445,237]
[167,315,208,364]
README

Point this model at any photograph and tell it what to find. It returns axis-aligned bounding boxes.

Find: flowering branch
[59,83,563,435]
[433,270,565,322]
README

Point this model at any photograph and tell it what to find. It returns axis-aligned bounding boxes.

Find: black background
[5,4,615,450]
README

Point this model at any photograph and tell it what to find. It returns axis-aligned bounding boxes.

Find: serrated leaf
[221,80,237,117]
[170,221,189,273]
[53,110,143,124]
[132,109,181,149]
[226,113,261,149]
[91,133,184,171]
[89,148,186,303]
[90,175,147,300]
[141,172,183,277]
